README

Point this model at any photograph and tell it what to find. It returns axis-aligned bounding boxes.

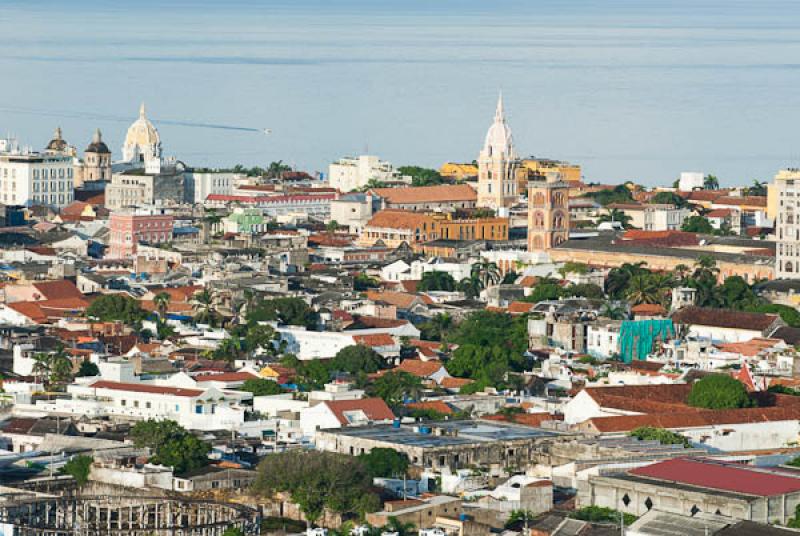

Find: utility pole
[620,511,625,535]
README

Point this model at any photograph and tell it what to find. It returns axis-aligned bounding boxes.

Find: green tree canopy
[354,272,380,291]
[252,451,380,523]
[629,427,690,447]
[358,448,409,478]
[649,191,688,208]
[76,361,100,377]
[240,378,284,396]
[331,345,385,374]
[60,454,93,488]
[130,420,210,475]
[368,371,423,407]
[248,297,318,329]
[397,166,444,187]
[418,271,457,292]
[583,185,634,206]
[681,215,714,234]
[687,374,754,410]
[86,294,148,325]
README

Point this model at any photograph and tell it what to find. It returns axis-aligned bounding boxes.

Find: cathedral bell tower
[477,93,520,210]
[528,171,570,252]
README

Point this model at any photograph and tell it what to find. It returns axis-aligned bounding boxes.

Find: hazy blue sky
[2,0,800,185]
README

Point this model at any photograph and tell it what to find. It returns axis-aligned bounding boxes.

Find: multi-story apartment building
[328,155,400,192]
[184,170,237,204]
[0,139,75,207]
[108,209,174,259]
[105,168,185,210]
[775,168,800,278]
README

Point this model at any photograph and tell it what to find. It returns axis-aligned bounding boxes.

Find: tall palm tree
[673,264,691,286]
[384,517,415,536]
[194,289,219,327]
[703,174,720,190]
[459,276,483,299]
[154,292,171,318]
[471,260,501,288]
[49,353,74,385]
[31,353,52,385]
[625,274,659,305]
[693,255,719,281]
[600,301,627,320]
[648,273,676,307]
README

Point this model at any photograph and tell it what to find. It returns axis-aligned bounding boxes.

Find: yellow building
[359,210,508,248]
[521,159,581,182]
[440,162,479,181]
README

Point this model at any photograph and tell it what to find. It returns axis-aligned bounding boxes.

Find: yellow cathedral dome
[122,103,161,163]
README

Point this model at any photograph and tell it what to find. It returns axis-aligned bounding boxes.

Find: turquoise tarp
[618,319,674,363]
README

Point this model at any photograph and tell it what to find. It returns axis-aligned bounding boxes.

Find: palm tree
[471,260,501,289]
[154,292,171,318]
[459,276,483,299]
[648,273,675,308]
[31,353,52,385]
[598,209,633,229]
[703,174,720,190]
[674,264,691,286]
[194,289,220,327]
[600,301,627,320]
[266,160,291,179]
[625,274,659,305]
[49,353,74,385]
[693,254,719,280]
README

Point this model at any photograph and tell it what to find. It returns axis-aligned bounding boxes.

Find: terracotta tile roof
[682,190,730,202]
[366,290,432,309]
[484,412,563,427]
[323,398,394,425]
[6,302,48,323]
[713,195,767,208]
[352,333,397,348]
[395,359,445,378]
[518,276,539,288]
[439,377,474,389]
[371,184,476,204]
[90,380,203,397]
[622,230,699,247]
[26,246,57,256]
[508,301,536,315]
[193,371,258,383]
[332,309,354,322]
[585,405,800,433]
[706,208,734,218]
[141,300,195,314]
[629,457,800,496]
[631,303,667,316]
[32,280,83,301]
[400,280,420,293]
[365,210,433,230]
[406,401,455,415]
[716,338,781,357]
[606,203,646,210]
[583,384,694,413]
[672,306,779,331]
[38,298,90,311]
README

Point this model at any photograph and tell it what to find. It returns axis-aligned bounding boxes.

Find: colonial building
[358,210,508,249]
[477,94,521,210]
[527,171,570,251]
[121,103,162,170]
[75,129,112,186]
[108,209,174,259]
[370,184,477,212]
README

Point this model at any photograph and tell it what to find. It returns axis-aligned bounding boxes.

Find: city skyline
[2,0,800,185]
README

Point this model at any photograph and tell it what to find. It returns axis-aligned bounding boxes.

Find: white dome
[482,93,515,159]
[122,103,161,163]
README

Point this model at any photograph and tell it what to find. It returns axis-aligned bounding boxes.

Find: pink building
[108,211,174,259]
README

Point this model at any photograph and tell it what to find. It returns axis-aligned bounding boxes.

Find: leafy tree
[60,454,93,488]
[358,448,409,478]
[605,262,650,299]
[248,297,318,329]
[383,517,415,536]
[244,323,277,354]
[718,276,760,310]
[687,374,754,410]
[558,261,588,278]
[571,506,636,526]
[354,272,380,291]
[86,294,148,325]
[583,185,634,207]
[213,336,245,363]
[681,215,714,234]
[703,174,720,190]
[368,371,423,407]
[418,313,453,342]
[446,345,517,385]
[253,451,380,523]
[505,510,536,529]
[501,271,518,284]
[76,361,100,377]
[130,420,210,475]
[418,271,457,292]
[450,311,528,355]
[524,281,564,303]
[331,345,384,374]
[326,220,341,232]
[222,528,245,536]
[563,283,604,300]
[649,191,688,208]
[397,166,444,187]
[743,179,767,197]
[629,427,690,447]
[240,378,284,396]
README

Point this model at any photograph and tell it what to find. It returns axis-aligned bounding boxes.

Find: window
[644,498,653,510]
[690,505,701,517]
[195,404,203,414]
[146,402,151,409]
[133,401,139,408]
[121,400,126,407]
[622,494,631,507]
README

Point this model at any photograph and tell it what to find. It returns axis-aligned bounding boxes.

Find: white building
[678,171,705,191]
[774,169,800,278]
[299,398,394,438]
[586,321,621,359]
[184,171,236,204]
[0,138,75,207]
[643,205,693,232]
[328,155,400,192]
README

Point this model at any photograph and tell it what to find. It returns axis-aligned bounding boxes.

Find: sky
[1,0,800,185]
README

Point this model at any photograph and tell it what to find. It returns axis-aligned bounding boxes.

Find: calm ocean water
[1,0,800,185]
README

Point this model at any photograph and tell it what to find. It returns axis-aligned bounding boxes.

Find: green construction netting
[618,319,674,363]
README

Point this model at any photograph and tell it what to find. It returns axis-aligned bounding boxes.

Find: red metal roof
[630,458,800,496]
[91,380,203,398]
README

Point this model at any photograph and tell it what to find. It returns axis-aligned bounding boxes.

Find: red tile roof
[713,195,767,208]
[439,377,474,389]
[706,209,733,218]
[6,302,48,323]
[631,303,667,316]
[672,307,779,331]
[193,371,258,383]
[371,184,477,204]
[352,333,397,348]
[629,458,800,497]
[406,401,455,415]
[395,359,445,378]
[32,280,83,301]
[323,398,395,425]
[508,301,536,315]
[90,380,203,397]
[366,290,432,309]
